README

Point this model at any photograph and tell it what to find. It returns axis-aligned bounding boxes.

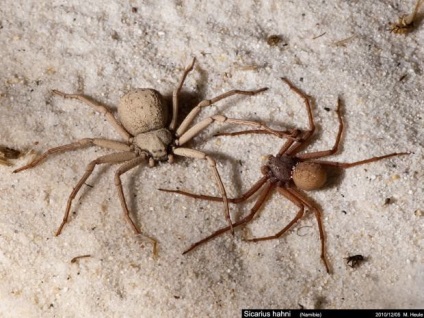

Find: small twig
[70,254,92,263]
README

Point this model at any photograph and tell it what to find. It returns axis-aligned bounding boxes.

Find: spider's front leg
[175,87,295,141]
[169,57,196,131]
[175,88,269,137]
[178,114,294,146]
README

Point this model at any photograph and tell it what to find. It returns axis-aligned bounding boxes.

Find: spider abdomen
[292,162,327,191]
[118,89,168,136]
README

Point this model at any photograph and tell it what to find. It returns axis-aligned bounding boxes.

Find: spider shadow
[414,11,424,31]
[162,62,209,130]
[162,91,201,130]
[323,166,347,190]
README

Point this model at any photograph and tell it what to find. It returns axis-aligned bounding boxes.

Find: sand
[1,1,423,316]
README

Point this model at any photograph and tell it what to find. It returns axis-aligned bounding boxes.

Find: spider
[160,78,409,273]
[13,58,293,251]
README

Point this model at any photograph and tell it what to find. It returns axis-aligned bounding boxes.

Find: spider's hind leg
[114,154,158,256]
[55,151,136,236]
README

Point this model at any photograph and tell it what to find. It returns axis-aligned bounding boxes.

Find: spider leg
[200,78,318,145]
[52,90,131,141]
[169,57,196,131]
[114,155,158,256]
[287,188,330,274]
[13,138,131,173]
[310,152,410,168]
[212,128,299,156]
[177,114,293,146]
[238,185,331,273]
[183,180,274,254]
[175,88,268,137]
[245,187,305,243]
[277,135,299,156]
[173,147,233,233]
[212,128,301,140]
[159,175,268,204]
[295,98,343,159]
[280,78,316,155]
[56,151,136,236]
[214,130,279,137]
[245,188,333,273]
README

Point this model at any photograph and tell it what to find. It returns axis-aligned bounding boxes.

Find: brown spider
[13,58,293,252]
[160,78,409,273]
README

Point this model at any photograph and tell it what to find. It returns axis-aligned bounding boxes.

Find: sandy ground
[1,1,423,317]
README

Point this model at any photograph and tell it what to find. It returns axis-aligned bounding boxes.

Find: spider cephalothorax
[261,155,299,187]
